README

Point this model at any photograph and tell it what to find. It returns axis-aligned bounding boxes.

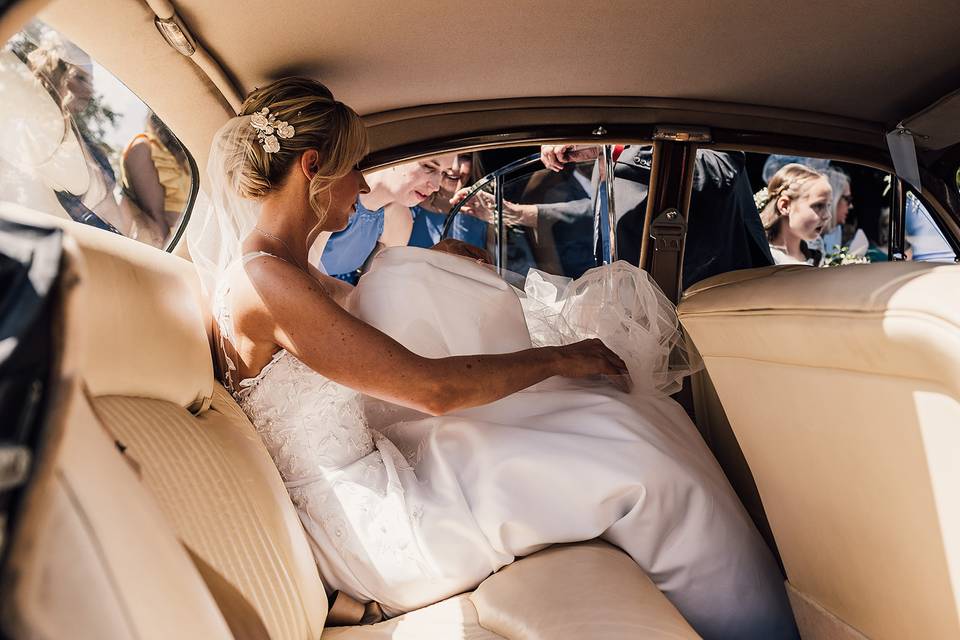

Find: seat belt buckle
[650,208,687,253]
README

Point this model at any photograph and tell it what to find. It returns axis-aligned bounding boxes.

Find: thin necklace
[252,226,333,296]
[253,226,301,267]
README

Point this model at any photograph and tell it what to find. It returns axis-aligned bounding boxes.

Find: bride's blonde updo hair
[758,163,825,241]
[235,77,368,223]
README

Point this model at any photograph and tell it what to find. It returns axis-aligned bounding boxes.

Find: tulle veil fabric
[187,116,262,300]
[517,262,700,396]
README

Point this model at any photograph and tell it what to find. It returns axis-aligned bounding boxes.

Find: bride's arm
[308,266,353,307]
[237,256,628,416]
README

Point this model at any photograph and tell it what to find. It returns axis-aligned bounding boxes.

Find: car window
[0,19,195,250]
[737,153,902,268]
[435,147,958,293]
[905,191,957,262]
[751,154,865,264]
[447,145,653,280]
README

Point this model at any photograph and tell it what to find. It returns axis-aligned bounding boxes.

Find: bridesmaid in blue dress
[320,154,460,282]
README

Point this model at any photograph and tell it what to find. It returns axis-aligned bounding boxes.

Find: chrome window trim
[163,131,200,253]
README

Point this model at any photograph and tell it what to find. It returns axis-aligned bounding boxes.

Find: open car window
[731,152,957,268]
[442,145,654,279]
[0,20,196,250]
[416,146,958,293]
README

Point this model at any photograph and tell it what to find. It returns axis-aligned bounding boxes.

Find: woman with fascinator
[190,77,797,640]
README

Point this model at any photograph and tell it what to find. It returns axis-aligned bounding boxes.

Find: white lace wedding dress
[216,247,795,640]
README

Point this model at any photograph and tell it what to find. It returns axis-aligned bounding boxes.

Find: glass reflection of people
[25,35,129,234]
[120,114,191,247]
[451,156,600,278]
[905,191,956,262]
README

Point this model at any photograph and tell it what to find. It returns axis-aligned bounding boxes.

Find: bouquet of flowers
[821,246,870,267]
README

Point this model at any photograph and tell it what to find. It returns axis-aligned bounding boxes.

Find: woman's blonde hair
[235,77,368,225]
[759,163,826,241]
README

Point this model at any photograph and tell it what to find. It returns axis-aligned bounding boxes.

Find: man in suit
[541,145,773,289]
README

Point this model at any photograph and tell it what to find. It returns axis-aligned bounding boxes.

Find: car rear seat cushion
[679,262,960,640]
[322,594,503,640]
[323,542,698,640]
[469,542,697,639]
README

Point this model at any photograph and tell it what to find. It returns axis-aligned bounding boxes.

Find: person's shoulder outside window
[320,197,385,277]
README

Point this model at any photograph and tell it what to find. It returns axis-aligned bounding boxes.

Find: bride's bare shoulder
[231,254,319,301]
[307,264,354,306]
[220,256,282,336]
[228,253,350,328]
[223,255,315,335]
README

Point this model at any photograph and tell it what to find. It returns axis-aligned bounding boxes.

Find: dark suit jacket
[612,147,773,288]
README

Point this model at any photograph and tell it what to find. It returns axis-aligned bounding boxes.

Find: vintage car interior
[2,1,960,639]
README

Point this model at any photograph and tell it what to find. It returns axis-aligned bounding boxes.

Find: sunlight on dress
[220,247,796,640]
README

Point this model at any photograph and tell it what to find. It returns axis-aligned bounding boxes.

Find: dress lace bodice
[213,252,374,477]
[234,350,373,478]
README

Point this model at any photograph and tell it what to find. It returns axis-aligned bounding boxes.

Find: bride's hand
[555,339,632,393]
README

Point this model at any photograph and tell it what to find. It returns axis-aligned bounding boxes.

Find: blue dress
[408,205,487,249]
[320,198,385,283]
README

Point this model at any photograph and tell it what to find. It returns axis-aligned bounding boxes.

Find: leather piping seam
[699,353,958,387]
[680,308,960,330]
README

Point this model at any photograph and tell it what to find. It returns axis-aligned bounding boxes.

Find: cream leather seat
[1,205,698,639]
[679,262,960,640]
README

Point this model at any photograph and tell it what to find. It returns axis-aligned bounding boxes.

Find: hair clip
[753,187,771,211]
[250,107,295,153]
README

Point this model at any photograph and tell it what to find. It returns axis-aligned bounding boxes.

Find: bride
[190,77,797,639]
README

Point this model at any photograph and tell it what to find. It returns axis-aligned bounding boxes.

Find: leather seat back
[679,263,960,640]
[1,215,235,640]
[2,205,329,640]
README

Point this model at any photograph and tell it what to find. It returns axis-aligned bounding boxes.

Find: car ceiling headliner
[177,0,960,131]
